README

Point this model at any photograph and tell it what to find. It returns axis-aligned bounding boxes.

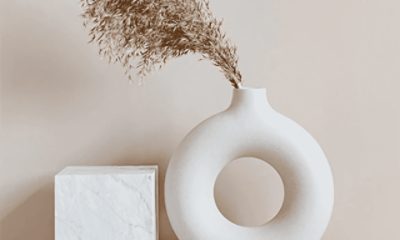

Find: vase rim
[234,87,266,91]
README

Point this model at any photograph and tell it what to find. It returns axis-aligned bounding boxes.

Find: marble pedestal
[55,166,158,240]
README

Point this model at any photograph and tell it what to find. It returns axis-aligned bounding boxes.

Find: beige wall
[1,0,399,239]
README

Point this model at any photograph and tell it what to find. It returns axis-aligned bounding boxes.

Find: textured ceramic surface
[165,88,334,240]
[55,166,158,240]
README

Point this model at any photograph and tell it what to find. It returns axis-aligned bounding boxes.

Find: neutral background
[1,0,399,239]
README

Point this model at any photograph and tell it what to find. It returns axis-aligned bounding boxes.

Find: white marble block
[55,166,158,240]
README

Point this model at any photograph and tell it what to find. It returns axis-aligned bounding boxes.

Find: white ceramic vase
[165,87,334,240]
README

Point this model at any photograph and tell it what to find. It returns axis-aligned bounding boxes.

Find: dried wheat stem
[81,0,243,88]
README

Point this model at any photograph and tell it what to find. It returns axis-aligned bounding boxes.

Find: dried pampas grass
[80,0,243,88]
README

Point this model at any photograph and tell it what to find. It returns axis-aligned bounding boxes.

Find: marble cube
[55,166,158,240]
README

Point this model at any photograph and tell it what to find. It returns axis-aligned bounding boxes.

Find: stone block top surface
[56,165,158,176]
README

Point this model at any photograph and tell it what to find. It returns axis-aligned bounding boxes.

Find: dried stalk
[81,0,242,88]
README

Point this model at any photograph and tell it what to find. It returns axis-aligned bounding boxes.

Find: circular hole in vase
[214,157,285,227]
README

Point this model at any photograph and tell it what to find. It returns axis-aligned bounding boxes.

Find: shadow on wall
[0,183,55,240]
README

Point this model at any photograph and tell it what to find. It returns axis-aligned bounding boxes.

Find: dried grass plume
[80,0,243,88]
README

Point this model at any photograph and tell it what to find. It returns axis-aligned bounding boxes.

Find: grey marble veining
[55,166,158,240]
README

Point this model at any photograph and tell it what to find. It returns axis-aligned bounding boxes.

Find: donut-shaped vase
[165,88,334,240]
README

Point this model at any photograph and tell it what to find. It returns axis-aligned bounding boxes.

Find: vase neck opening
[229,88,271,111]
